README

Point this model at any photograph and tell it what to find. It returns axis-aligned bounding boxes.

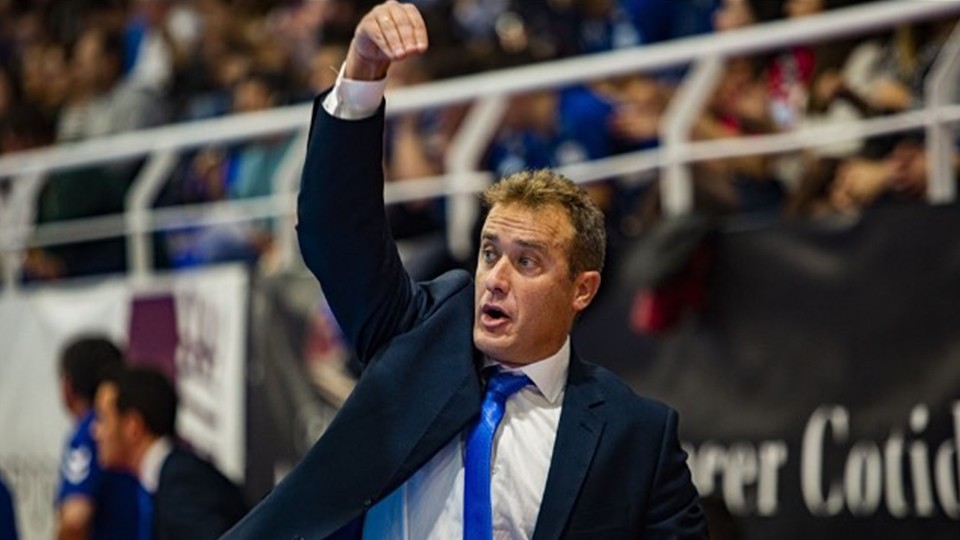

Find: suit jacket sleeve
[645,408,707,538]
[296,93,420,365]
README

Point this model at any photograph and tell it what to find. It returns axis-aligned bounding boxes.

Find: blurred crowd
[0,0,956,282]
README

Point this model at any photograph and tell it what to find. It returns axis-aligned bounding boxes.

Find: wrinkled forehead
[482,202,576,245]
[483,202,574,232]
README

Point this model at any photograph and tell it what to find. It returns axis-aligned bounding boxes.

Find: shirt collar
[483,337,570,405]
[138,437,173,494]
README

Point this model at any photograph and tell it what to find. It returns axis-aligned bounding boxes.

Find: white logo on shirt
[62,446,92,485]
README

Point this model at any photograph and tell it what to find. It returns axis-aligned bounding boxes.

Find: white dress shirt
[138,437,174,494]
[321,65,388,120]
[322,72,570,538]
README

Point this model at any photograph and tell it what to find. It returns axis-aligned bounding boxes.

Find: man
[56,336,140,540]
[93,368,246,540]
[224,2,706,538]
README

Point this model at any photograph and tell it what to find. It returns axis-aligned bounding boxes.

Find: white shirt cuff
[321,64,388,120]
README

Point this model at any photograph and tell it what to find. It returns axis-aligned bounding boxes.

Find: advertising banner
[574,203,960,539]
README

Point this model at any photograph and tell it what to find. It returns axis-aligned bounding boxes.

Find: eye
[481,248,497,264]
[518,256,537,270]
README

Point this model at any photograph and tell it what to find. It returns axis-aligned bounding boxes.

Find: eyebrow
[515,239,548,251]
[480,233,548,252]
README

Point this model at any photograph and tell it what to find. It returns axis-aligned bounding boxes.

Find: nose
[484,256,511,295]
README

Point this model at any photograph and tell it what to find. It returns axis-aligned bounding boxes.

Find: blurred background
[1,0,959,538]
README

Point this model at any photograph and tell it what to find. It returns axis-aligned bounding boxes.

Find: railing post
[125,151,177,282]
[0,181,10,292]
[0,173,45,293]
[925,20,960,204]
[660,55,724,217]
[443,95,508,261]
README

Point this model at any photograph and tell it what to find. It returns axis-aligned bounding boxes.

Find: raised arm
[296,2,429,364]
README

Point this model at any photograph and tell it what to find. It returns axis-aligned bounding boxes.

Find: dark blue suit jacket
[155,447,246,540]
[222,95,705,540]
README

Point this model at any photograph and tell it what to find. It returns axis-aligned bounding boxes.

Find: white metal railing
[0,0,958,291]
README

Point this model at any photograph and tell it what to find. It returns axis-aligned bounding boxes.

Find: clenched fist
[345,1,429,81]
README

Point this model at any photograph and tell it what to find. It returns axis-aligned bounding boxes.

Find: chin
[473,331,512,363]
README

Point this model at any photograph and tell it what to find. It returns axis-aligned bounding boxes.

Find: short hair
[481,169,606,276]
[60,336,124,402]
[115,368,177,438]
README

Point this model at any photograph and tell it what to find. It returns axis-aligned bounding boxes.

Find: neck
[69,401,91,421]
[130,435,160,474]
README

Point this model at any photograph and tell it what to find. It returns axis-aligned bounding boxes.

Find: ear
[572,270,601,313]
[60,376,74,402]
[121,411,147,442]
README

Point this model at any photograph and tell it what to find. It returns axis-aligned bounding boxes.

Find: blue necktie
[464,370,531,540]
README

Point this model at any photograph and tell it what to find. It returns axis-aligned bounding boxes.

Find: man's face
[473,203,600,366]
[93,383,129,470]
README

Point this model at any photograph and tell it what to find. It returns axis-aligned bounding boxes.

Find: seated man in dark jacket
[93,368,246,540]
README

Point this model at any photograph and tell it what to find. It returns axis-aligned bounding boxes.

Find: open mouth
[481,305,510,321]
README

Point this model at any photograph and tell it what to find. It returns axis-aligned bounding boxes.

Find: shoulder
[394,269,474,330]
[162,448,223,481]
[161,448,244,498]
[155,449,246,531]
[60,417,101,489]
[67,414,98,449]
[157,449,241,507]
[579,360,676,429]
[417,269,473,309]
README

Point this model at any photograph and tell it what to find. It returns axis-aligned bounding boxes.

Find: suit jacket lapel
[384,358,483,489]
[532,353,606,540]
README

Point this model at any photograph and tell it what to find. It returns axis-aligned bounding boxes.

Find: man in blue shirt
[56,336,140,540]
[0,472,17,540]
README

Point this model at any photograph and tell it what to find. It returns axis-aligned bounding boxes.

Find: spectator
[0,471,17,540]
[56,336,141,540]
[18,41,70,123]
[788,18,956,216]
[123,0,193,94]
[57,27,164,143]
[768,0,833,131]
[691,0,780,215]
[305,43,348,97]
[573,0,642,54]
[0,64,16,124]
[163,71,293,269]
[381,54,458,278]
[93,368,247,540]
[0,104,53,156]
[485,48,618,179]
[485,83,618,211]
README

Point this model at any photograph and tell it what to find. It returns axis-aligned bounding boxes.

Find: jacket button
[363,498,373,508]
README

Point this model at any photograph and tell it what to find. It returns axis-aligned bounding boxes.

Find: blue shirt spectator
[487,86,615,178]
[0,473,16,540]
[58,411,142,540]
[624,0,717,45]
